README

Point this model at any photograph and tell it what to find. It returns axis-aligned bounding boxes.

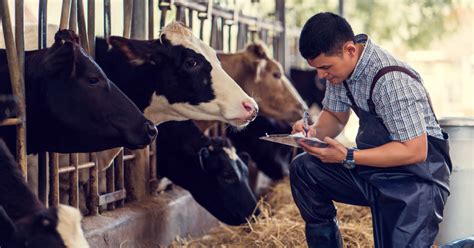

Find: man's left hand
[298,137,347,163]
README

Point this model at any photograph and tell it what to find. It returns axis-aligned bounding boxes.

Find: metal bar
[77,0,89,52]
[115,149,125,207]
[69,153,79,208]
[38,0,47,48]
[174,0,283,32]
[149,140,157,193]
[0,118,22,126]
[339,0,344,16]
[69,0,77,33]
[187,8,193,30]
[123,0,133,38]
[59,0,71,29]
[0,0,27,176]
[106,163,115,210]
[58,162,95,173]
[159,9,168,29]
[98,189,126,206]
[15,0,24,77]
[148,0,154,39]
[131,0,146,39]
[103,0,111,39]
[48,152,59,206]
[123,154,136,161]
[88,152,99,215]
[87,0,95,57]
[38,152,48,205]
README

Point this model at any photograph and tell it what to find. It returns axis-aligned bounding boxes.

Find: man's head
[299,12,360,84]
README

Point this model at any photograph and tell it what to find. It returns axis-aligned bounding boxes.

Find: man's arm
[314,109,350,140]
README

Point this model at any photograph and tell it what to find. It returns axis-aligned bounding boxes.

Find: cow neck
[218,52,249,88]
[0,140,44,221]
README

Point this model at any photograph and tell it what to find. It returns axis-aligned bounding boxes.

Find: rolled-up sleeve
[373,76,427,141]
[322,83,350,112]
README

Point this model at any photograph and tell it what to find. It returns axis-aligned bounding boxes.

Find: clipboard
[259,132,328,148]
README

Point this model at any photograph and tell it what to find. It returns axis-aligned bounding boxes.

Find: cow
[0,29,157,154]
[95,22,258,128]
[156,120,259,226]
[218,43,307,124]
[0,139,88,247]
[289,67,326,109]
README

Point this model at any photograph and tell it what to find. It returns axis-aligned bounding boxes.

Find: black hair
[299,12,355,60]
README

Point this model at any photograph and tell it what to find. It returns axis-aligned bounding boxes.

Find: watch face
[343,160,356,169]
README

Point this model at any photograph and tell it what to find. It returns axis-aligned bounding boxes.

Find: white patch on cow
[155,22,258,127]
[56,205,89,248]
[223,147,238,161]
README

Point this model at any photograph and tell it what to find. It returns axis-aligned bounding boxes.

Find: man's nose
[316,69,328,79]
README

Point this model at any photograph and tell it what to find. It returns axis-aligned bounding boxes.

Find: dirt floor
[171,178,374,247]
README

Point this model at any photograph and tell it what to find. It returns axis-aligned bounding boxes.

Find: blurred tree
[286,0,460,49]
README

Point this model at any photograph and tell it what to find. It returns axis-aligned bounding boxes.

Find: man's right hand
[292,120,316,137]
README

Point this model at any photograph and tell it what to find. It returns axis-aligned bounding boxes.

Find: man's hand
[299,137,347,163]
[292,120,317,137]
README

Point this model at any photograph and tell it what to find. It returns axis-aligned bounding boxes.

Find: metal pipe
[115,149,124,207]
[69,153,79,208]
[106,163,115,210]
[148,0,154,39]
[103,0,111,39]
[38,0,47,49]
[87,0,95,57]
[48,152,59,206]
[60,0,71,29]
[88,152,99,215]
[15,0,24,77]
[0,0,27,176]
[58,161,95,173]
[123,0,133,38]
[69,0,77,33]
[131,0,146,39]
[38,152,48,205]
[77,0,89,52]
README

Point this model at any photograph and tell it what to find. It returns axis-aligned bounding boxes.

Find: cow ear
[41,41,76,78]
[246,43,267,59]
[108,36,152,66]
[0,206,18,246]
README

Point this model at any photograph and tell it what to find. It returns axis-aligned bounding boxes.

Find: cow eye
[272,72,281,79]
[88,77,100,85]
[184,58,198,69]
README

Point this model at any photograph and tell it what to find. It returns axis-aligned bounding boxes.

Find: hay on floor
[172,178,373,247]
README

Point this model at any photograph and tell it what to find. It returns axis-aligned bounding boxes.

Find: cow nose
[146,122,158,140]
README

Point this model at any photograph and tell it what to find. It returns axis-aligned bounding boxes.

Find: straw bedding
[172,178,374,247]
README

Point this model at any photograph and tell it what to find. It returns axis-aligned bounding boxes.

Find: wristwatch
[342,148,356,169]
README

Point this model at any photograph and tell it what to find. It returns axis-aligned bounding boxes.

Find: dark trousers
[290,153,449,248]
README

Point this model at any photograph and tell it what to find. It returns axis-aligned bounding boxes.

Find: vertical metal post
[106,164,115,210]
[60,0,71,29]
[123,0,133,38]
[87,0,95,57]
[148,140,157,193]
[88,152,99,215]
[38,153,48,204]
[115,149,124,207]
[158,0,171,30]
[187,8,193,30]
[338,0,344,16]
[69,153,79,208]
[69,0,77,33]
[103,0,111,39]
[275,0,288,71]
[48,153,59,206]
[131,0,146,39]
[0,0,27,176]
[15,0,24,77]
[38,0,48,49]
[148,0,154,39]
[77,0,89,52]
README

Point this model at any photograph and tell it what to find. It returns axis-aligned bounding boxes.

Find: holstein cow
[156,121,259,225]
[289,67,326,109]
[95,22,258,127]
[195,43,305,181]
[0,29,157,154]
[0,140,88,248]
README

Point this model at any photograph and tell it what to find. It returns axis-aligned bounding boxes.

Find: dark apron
[343,66,452,247]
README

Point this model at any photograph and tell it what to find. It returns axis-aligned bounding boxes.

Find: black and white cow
[0,138,88,248]
[227,115,294,180]
[95,22,258,127]
[156,120,259,225]
[0,29,157,154]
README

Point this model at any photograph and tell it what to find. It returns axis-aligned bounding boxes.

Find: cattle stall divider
[2,0,290,225]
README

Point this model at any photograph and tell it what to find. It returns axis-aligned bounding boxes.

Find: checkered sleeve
[373,76,427,141]
[322,83,350,112]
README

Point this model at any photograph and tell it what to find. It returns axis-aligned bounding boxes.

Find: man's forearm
[314,110,347,140]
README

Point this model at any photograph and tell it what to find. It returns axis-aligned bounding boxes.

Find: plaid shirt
[322,34,443,141]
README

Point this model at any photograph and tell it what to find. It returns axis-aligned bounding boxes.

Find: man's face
[307,42,358,85]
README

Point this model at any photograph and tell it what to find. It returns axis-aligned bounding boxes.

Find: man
[290,12,452,248]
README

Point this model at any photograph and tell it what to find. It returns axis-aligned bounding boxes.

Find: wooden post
[69,0,77,33]
[148,0,154,39]
[77,0,89,51]
[131,0,146,39]
[123,0,133,38]
[87,0,95,57]
[60,0,71,29]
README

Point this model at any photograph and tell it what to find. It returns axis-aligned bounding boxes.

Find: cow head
[218,43,307,123]
[0,205,88,248]
[105,22,258,128]
[28,30,156,153]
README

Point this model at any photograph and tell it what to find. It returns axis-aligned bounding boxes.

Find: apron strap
[369,66,439,122]
[342,80,359,116]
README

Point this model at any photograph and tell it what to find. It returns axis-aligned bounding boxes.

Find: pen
[303,109,310,138]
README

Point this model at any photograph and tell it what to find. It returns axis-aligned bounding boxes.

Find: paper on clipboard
[259,132,328,148]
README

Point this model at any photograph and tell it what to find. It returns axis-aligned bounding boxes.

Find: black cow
[156,121,259,225]
[227,115,294,180]
[0,29,157,154]
[94,22,258,128]
[289,67,326,109]
[0,139,89,248]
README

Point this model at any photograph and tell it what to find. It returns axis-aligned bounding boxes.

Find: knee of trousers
[290,153,318,186]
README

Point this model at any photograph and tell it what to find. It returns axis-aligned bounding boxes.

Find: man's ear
[41,41,76,78]
[0,206,18,247]
[108,36,153,66]
[344,41,357,57]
